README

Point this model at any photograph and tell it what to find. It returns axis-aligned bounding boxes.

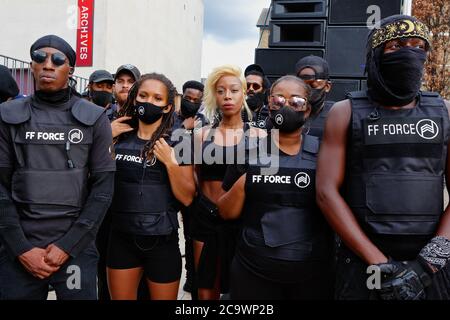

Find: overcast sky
[201,0,271,78]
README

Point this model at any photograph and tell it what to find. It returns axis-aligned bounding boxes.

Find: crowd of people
[1,14,450,301]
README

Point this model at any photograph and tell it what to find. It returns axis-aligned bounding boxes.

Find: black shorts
[106,230,182,283]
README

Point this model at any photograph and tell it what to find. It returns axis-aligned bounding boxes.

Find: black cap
[89,70,114,84]
[183,80,204,93]
[30,35,76,67]
[295,56,330,80]
[114,64,141,81]
[0,65,19,103]
[244,64,271,90]
[245,64,265,77]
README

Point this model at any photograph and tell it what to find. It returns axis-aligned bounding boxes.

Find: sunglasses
[247,82,262,91]
[31,50,67,66]
[270,95,308,111]
[297,74,328,88]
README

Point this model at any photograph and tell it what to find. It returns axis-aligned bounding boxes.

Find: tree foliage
[413,0,450,99]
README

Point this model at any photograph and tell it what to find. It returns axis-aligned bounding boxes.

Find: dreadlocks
[116,72,177,160]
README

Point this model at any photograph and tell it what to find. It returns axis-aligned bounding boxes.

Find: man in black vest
[87,69,115,109]
[244,64,270,129]
[295,56,334,139]
[0,35,115,300]
[0,65,20,103]
[316,15,450,300]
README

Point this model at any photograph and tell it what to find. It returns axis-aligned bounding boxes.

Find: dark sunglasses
[298,74,328,87]
[31,50,67,66]
[247,82,262,91]
[270,95,308,111]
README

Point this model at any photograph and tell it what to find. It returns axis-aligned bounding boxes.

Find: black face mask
[309,88,327,115]
[135,101,166,124]
[91,90,113,108]
[246,92,266,111]
[270,106,307,133]
[180,99,201,118]
[368,47,426,106]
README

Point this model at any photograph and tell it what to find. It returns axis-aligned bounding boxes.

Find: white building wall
[0,0,204,91]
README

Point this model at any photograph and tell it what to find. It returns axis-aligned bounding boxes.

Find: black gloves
[376,259,432,300]
[374,236,450,300]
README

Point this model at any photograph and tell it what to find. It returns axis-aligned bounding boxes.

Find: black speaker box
[361,79,368,91]
[328,78,360,102]
[266,75,282,87]
[329,0,402,25]
[325,26,368,77]
[255,48,325,76]
[269,20,326,47]
[271,0,327,19]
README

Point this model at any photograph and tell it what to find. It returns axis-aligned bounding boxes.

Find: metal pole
[403,0,413,15]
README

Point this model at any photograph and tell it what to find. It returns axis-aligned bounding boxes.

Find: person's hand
[154,138,177,167]
[375,259,430,300]
[18,248,60,279]
[182,117,195,130]
[111,116,134,138]
[44,244,70,268]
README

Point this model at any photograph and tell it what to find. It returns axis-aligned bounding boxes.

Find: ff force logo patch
[68,129,84,144]
[294,172,311,189]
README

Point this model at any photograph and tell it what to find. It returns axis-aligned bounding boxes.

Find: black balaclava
[366,15,431,106]
[0,65,19,103]
[295,55,330,115]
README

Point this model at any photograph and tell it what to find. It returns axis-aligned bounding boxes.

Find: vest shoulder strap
[348,90,373,110]
[346,90,368,100]
[71,99,105,126]
[420,91,445,108]
[0,96,32,124]
[319,101,335,118]
[303,134,320,154]
[420,91,440,98]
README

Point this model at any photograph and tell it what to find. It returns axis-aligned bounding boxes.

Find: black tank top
[199,123,250,181]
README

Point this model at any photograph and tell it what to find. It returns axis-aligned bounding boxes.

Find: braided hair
[116,72,177,160]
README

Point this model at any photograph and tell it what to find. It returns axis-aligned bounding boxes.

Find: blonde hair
[203,64,252,124]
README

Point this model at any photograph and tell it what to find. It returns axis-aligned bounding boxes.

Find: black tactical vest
[110,134,180,235]
[345,91,449,240]
[249,105,270,129]
[0,96,104,220]
[241,135,333,261]
[306,100,334,139]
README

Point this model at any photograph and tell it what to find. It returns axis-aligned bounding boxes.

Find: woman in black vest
[192,65,264,300]
[218,76,334,299]
[107,73,195,300]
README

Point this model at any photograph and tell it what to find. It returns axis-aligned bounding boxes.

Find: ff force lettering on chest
[25,131,65,141]
[367,123,418,136]
[252,175,291,184]
[366,119,440,140]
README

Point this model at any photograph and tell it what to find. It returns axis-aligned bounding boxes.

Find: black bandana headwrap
[366,15,431,106]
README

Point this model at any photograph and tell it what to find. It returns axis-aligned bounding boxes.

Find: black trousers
[335,245,450,300]
[229,255,334,300]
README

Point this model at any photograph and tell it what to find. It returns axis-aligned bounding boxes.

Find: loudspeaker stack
[255,0,403,101]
